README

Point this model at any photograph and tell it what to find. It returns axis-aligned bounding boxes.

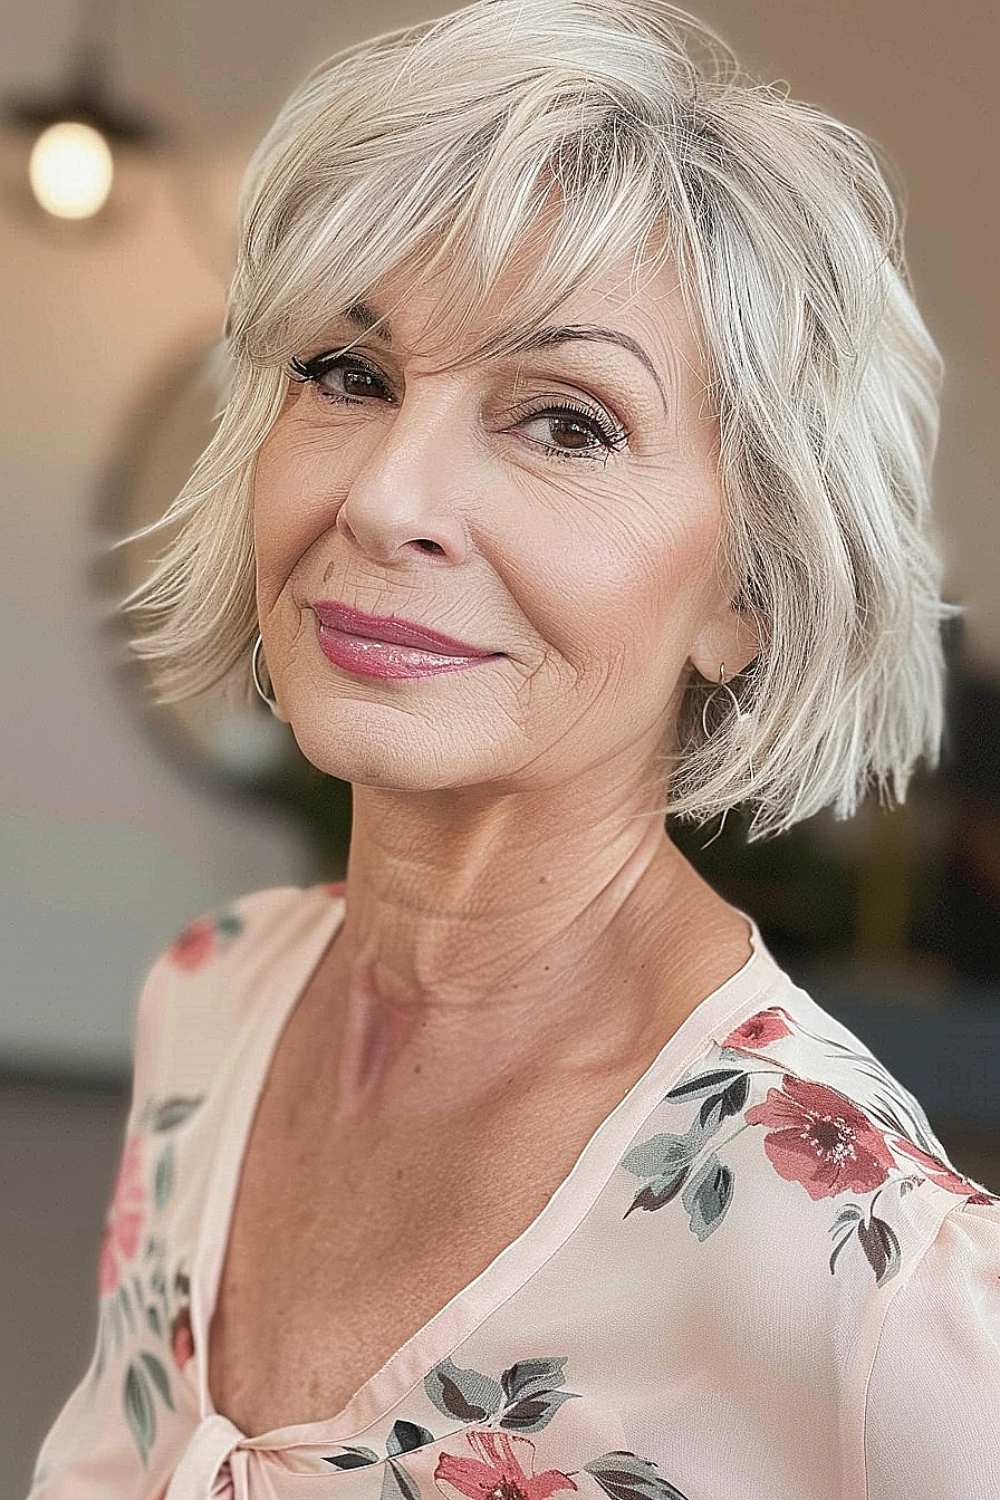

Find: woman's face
[253,252,755,799]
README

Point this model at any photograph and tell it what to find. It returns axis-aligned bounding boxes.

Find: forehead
[330,245,706,394]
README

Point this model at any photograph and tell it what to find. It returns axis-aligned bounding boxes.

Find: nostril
[415,538,444,553]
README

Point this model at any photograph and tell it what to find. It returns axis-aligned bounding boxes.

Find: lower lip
[316,623,500,680]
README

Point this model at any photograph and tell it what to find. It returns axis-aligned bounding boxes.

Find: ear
[689,603,760,683]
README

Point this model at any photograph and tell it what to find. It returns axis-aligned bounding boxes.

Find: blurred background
[1,0,998,1492]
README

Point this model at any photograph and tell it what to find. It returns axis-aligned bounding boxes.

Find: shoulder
[613,972,999,1488]
[862,1196,1000,1496]
[156,881,344,976]
[616,968,997,1343]
[704,976,998,1218]
[627,972,997,1231]
[128,881,346,1106]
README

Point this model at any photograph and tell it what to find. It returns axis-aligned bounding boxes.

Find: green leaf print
[323,1446,381,1469]
[502,1388,579,1433]
[623,1164,690,1217]
[830,1204,865,1232]
[120,1281,136,1334]
[154,1143,175,1209]
[622,1065,753,1223]
[145,1096,204,1132]
[681,1153,734,1242]
[139,1350,175,1410]
[585,1451,690,1500]
[696,1072,749,1132]
[381,1458,421,1500]
[123,1359,156,1465]
[663,1068,745,1103]
[386,1420,436,1455]
[500,1357,569,1403]
[620,1131,693,1180]
[857,1212,901,1287]
[424,1357,504,1421]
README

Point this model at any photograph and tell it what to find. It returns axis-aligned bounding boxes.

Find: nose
[334,383,473,567]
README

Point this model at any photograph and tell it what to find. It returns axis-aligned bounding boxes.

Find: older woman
[30,1,999,1497]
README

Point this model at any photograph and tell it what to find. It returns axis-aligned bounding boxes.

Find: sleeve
[863,1197,1000,1500]
[28,885,309,1497]
[26,950,180,1499]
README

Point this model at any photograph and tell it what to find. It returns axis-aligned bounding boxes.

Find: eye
[289,352,395,405]
[512,398,629,463]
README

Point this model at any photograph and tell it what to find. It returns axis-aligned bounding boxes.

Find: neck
[319,769,748,1082]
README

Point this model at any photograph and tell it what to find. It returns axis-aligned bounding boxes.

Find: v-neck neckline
[188,885,783,1449]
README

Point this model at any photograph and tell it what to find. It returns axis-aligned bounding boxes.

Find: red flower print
[97,1133,146,1295]
[168,910,243,970]
[887,1137,1000,1204]
[723,1007,793,1051]
[745,1074,895,1201]
[168,916,216,971]
[435,1431,577,1500]
[170,1304,195,1369]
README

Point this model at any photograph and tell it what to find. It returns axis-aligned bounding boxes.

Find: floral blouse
[28,884,1000,1500]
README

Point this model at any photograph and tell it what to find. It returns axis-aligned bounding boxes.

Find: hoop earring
[701,664,755,780]
[251,632,278,711]
[698,663,756,850]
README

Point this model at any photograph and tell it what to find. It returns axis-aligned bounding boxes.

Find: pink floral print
[435,1431,578,1500]
[91,1097,204,1465]
[722,1006,793,1050]
[167,909,244,971]
[326,1354,692,1500]
[170,1302,194,1370]
[744,1075,897,1201]
[168,916,216,971]
[887,1135,999,1205]
[622,1003,999,1288]
[97,1133,146,1295]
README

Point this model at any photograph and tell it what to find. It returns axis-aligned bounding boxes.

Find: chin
[287,703,509,793]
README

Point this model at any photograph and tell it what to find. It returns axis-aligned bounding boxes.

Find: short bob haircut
[125,0,949,840]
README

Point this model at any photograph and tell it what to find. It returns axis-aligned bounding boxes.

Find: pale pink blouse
[28,884,1000,1500]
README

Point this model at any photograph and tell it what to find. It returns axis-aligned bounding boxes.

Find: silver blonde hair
[124,0,949,839]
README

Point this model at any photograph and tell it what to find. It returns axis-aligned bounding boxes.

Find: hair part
[123,0,949,839]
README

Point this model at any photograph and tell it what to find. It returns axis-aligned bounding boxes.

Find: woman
[29,2,999,1496]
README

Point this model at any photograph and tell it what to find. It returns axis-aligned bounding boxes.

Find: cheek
[515,471,722,676]
[252,427,345,617]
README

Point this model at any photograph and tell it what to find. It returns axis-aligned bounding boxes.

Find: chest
[206,1010,634,1437]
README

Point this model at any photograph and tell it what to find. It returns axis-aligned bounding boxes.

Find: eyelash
[288,352,630,463]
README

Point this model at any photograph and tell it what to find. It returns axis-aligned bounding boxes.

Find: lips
[312,600,499,658]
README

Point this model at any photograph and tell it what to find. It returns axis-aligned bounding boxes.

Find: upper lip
[313,600,500,657]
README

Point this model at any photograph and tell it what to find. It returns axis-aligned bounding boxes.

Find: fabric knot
[164,1413,246,1499]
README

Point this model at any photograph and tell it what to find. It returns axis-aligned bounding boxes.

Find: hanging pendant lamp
[3,1,163,225]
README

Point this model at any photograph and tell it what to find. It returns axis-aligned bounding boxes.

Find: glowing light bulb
[28,121,114,219]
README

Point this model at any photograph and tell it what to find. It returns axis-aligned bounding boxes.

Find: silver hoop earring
[698,664,756,849]
[719,663,751,725]
[251,632,277,710]
[701,664,755,779]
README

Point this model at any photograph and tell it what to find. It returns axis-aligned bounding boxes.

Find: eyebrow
[345,301,390,338]
[339,306,667,412]
[506,325,668,413]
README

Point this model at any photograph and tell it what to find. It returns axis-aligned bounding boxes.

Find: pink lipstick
[312,600,502,681]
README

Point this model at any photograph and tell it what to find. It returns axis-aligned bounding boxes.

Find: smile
[312,599,504,680]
